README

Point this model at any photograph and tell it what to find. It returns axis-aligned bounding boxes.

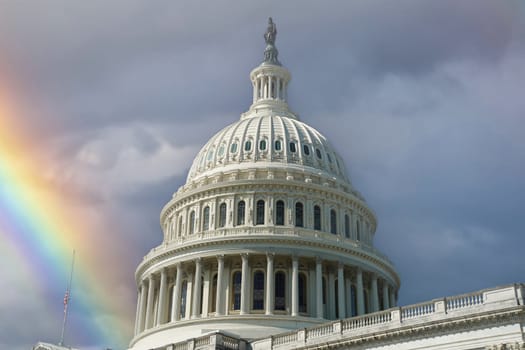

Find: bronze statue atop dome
[263,17,281,65]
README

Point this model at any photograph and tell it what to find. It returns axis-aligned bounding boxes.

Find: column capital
[266,252,275,260]
[216,254,225,262]
[316,256,323,264]
[194,257,202,264]
[241,253,249,261]
[338,261,344,269]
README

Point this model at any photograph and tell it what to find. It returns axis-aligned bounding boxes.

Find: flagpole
[59,250,75,347]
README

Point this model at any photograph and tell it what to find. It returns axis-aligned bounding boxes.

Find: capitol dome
[129,18,400,350]
[187,114,351,185]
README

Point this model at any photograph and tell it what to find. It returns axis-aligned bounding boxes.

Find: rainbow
[0,88,133,349]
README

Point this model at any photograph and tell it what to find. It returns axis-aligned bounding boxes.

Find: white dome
[187,114,351,184]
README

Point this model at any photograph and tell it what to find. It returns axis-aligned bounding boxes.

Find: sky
[0,1,524,350]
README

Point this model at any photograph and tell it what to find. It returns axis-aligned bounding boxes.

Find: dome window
[316,148,322,159]
[230,142,238,154]
[289,142,297,153]
[256,200,265,225]
[314,205,321,231]
[275,200,285,226]
[207,150,214,161]
[218,203,227,228]
[259,139,267,151]
[330,209,337,235]
[274,140,282,151]
[245,140,252,152]
[218,144,225,157]
[303,145,310,155]
[295,202,304,227]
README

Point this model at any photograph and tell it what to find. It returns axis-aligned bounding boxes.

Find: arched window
[335,279,339,319]
[275,200,285,226]
[274,140,282,151]
[210,274,217,313]
[344,214,350,238]
[232,271,242,310]
[299,273,307,313]
[230,142,238,154]
[289,142,296,153]
[203,206,210,231]
[364,289,369,314]
[180,280,188,318]
[253,271,265,310]
[189,211,195,234]
[303,144,310,155]
[256,200,265,225]
[350,285,357,317]
[316,148,322,159]
[295,202,304,227]
[356,220,361,241]
[330,209,337,234]
[178,215,183,236]
[244,140,252,152]
[275,272,286,311]
[314,205,321,231]
[218,203,227,228]
[237,201,245,226]
[259,139,267,151]
[322,277,327,305]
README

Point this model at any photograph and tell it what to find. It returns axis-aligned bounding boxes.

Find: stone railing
[257,284,525,350]
[167,332,246,350]
[145,226,394,266]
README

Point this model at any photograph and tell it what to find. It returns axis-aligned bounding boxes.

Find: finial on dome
[263,17,281,66]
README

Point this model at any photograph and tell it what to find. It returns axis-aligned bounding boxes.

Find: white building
[128,19,525,350]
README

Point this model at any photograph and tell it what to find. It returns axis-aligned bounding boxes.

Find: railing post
[333,320,342,334]
[391,307,401,324]
[188,338,195,350]
[298,328,306,344]
[435,298,446,314]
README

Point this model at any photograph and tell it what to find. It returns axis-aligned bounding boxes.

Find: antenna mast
[59,250,75,346]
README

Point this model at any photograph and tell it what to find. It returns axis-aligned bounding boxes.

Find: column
[185,274,193,319]
[389,287,396,307]
[265,253,274,315]
[337,263,346,319]
[276,77,281,99]
[253,78,257,102]
[171,264,182,321]
[192,258,202,318]
[382,282,390,310]
[291,256,299,316]
[134,285,142,335]
[345,276,352,318]
[371,274,379,312]
[328,269,335,319]
[240,254,249,315]
[201,269,211,317]
[269,76,273,99]
[157,268,168,325]
[145,275,155,329]
[316,257,323,318]
[356,269,365,315]
[138,281,148,333]
[216,255,225,316]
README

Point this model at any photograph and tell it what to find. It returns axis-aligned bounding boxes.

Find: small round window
[303,145,310,155]
[289,142,297,153]
[316,148,322,159]
[275,140,282,151]
[259,139,267,151]
[230,142,238,154]
[245,140,252,152]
